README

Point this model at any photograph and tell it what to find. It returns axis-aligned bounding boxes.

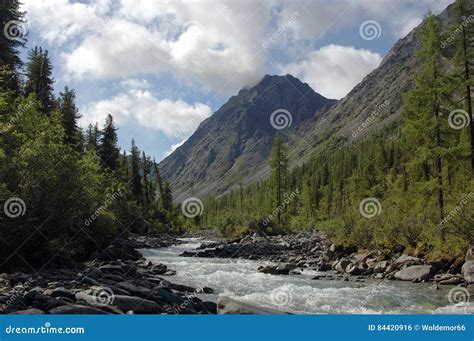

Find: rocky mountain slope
[159,74,333,201]
[159,2,459,202]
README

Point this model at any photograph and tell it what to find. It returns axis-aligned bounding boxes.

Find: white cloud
[24,0,269,94]
[164,140,186,157]
[279,44,381,99]
[80,86,212,138]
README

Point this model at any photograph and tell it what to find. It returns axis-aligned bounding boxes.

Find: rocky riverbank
[180,231,474,287]
[0,234,217,315]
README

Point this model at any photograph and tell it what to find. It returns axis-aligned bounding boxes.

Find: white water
[140,238,473,314]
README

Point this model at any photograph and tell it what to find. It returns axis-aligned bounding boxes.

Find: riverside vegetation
[0,0,473,314]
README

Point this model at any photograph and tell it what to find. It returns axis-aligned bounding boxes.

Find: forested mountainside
[195,1,474,259]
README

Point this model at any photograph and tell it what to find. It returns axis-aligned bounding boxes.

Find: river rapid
[140,238,472,314]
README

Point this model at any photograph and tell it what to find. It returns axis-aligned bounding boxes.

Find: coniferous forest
[201,5,474,260]
[0,0,474,319]
[0,1,182,270]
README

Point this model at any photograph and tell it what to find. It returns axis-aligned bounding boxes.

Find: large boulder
[112,295,162,314]
[217,296,287,314]
[394,265,434,281]
[335,258,351,273]
[462,261,474,284]
[466,245,474,261]
[10,308,45,314]
[48,304,110,314]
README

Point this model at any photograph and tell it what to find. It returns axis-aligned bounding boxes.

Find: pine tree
[453,0,474,177]
[59,86,82,151]
[269,133,289,226]
[130,139,143,202]
[24,47,55,114]
[98,114,120,171]
[153,160,166,210]
[0,0,26,92]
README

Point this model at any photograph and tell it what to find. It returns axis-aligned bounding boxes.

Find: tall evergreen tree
[85,123,99,153]
[403,14,453,240]
[130,139,143,202]
[269,133,289,226]
[453,0,474,177]
[59,86,82,151]
[24,47,55,114]
[0,0,26,92]
[98,114,120,171]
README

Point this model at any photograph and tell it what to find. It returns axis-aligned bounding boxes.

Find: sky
[20,0,454,161]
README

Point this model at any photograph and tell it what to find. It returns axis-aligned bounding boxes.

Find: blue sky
[20,0,453,161]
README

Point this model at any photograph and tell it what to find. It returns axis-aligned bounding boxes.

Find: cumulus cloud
[24,0,269,94]
[80,83,212,138]
[279,45,382,99]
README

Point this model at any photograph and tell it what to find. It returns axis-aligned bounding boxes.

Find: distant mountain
[159,74,333,201]
[159,1,460,202]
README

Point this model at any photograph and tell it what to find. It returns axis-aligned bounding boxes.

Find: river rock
[373,261,389,273]
[44,287,75,300]
[217,296,288,314]
[335,258,351,273]
[10,308,45,314]
[394,265,434,281]
[48,304,110,314]
[112,295,162,314]
[462,261,474,284]
[466,245,474,262]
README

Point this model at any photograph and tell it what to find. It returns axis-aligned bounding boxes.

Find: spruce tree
[130,139,143,202]
[24,47,55,114]
[0,0,26,92]
[85,123,99,153]
[98,114,120,171]
[59,86,82,151]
